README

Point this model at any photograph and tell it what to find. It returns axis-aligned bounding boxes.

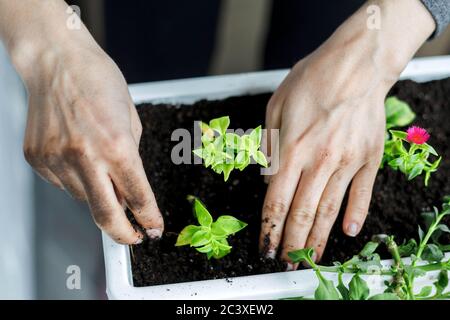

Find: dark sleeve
[420,0,450,38]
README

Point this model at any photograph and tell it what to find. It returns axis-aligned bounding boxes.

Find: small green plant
[193,116,268,181]
[382,97,441,186]
[383,128,441,186]
[175,196,247,259]
[287,197,450,300]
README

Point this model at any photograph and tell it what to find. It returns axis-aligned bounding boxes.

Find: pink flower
[406,126,430,145]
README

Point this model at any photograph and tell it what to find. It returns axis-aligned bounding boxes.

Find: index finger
[110,148,164,239]
[80,166,144,245]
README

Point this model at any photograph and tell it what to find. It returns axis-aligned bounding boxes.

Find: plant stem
[316,265,393,276]
[417,260,450,272]
[415,213,446,262]
[385,237,411,299]
[408,211,447,299]
[313,259,449,276]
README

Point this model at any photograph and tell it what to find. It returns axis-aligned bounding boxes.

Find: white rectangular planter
[103,55,450,300]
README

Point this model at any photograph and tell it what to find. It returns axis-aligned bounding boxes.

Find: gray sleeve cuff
[421,0,450,39]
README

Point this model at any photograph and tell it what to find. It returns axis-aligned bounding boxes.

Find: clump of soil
[132,77,450,287]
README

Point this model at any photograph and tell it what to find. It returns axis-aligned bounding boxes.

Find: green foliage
[348,274,370,300]
[385,96,416,130]
[382,97,441,186]
[175,196,247,259]
[287,197,450,300]
[314,274,341,300]
[383,130,441,186]
[193,116,268,181]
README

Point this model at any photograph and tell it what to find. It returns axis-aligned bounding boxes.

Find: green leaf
[431,156,442,169]
[418,225,425,241]
[385,97,415,129]
[422,209,438,229]
[434,270,449,295]
[225,132,240,149]
[213,238,232,251]
[239,135,251,151]
[436,224,450,234]
[211,247,231,259]
[415,286,433,298]
[213,215,247,236]
[222,163,234,181]
[193,148,205,159]
[191,230,211,247]
[235,151,250,171]
[211,222,227,237]
[288,248,315,264]
[209,116,230,135]
[398,239,418,257]
[348,274,370,300]
[314,273,341,300]
[408,162,425,180]
[249,126,262,146]
[205,155,215,168]
[212,163,224,174]
[390,130,408,141]
[368,293,400,300]
[337,279,350,300]
[235,150,246,164]
[196,243,213,253]
[388,157,405,169]
[422,244,444,262]
[175,225,202,246]
[212,136,224,154]
[420,143,439,157]
[192,198,213,227]
[254,150,268,167]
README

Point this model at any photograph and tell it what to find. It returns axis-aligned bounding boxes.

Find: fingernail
[146,228,162,239]
[346,223,359,237]
[134,237,143,245]
[265,249,276,259]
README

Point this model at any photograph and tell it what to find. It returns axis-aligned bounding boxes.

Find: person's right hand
[0,0,166,245]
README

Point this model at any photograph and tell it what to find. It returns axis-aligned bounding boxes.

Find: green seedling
[382,97,441,186]
[175,196,247,259]
[193,116,268,181]
[383,128,441,186]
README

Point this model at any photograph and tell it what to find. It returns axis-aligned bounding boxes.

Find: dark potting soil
[132,77,450,287]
